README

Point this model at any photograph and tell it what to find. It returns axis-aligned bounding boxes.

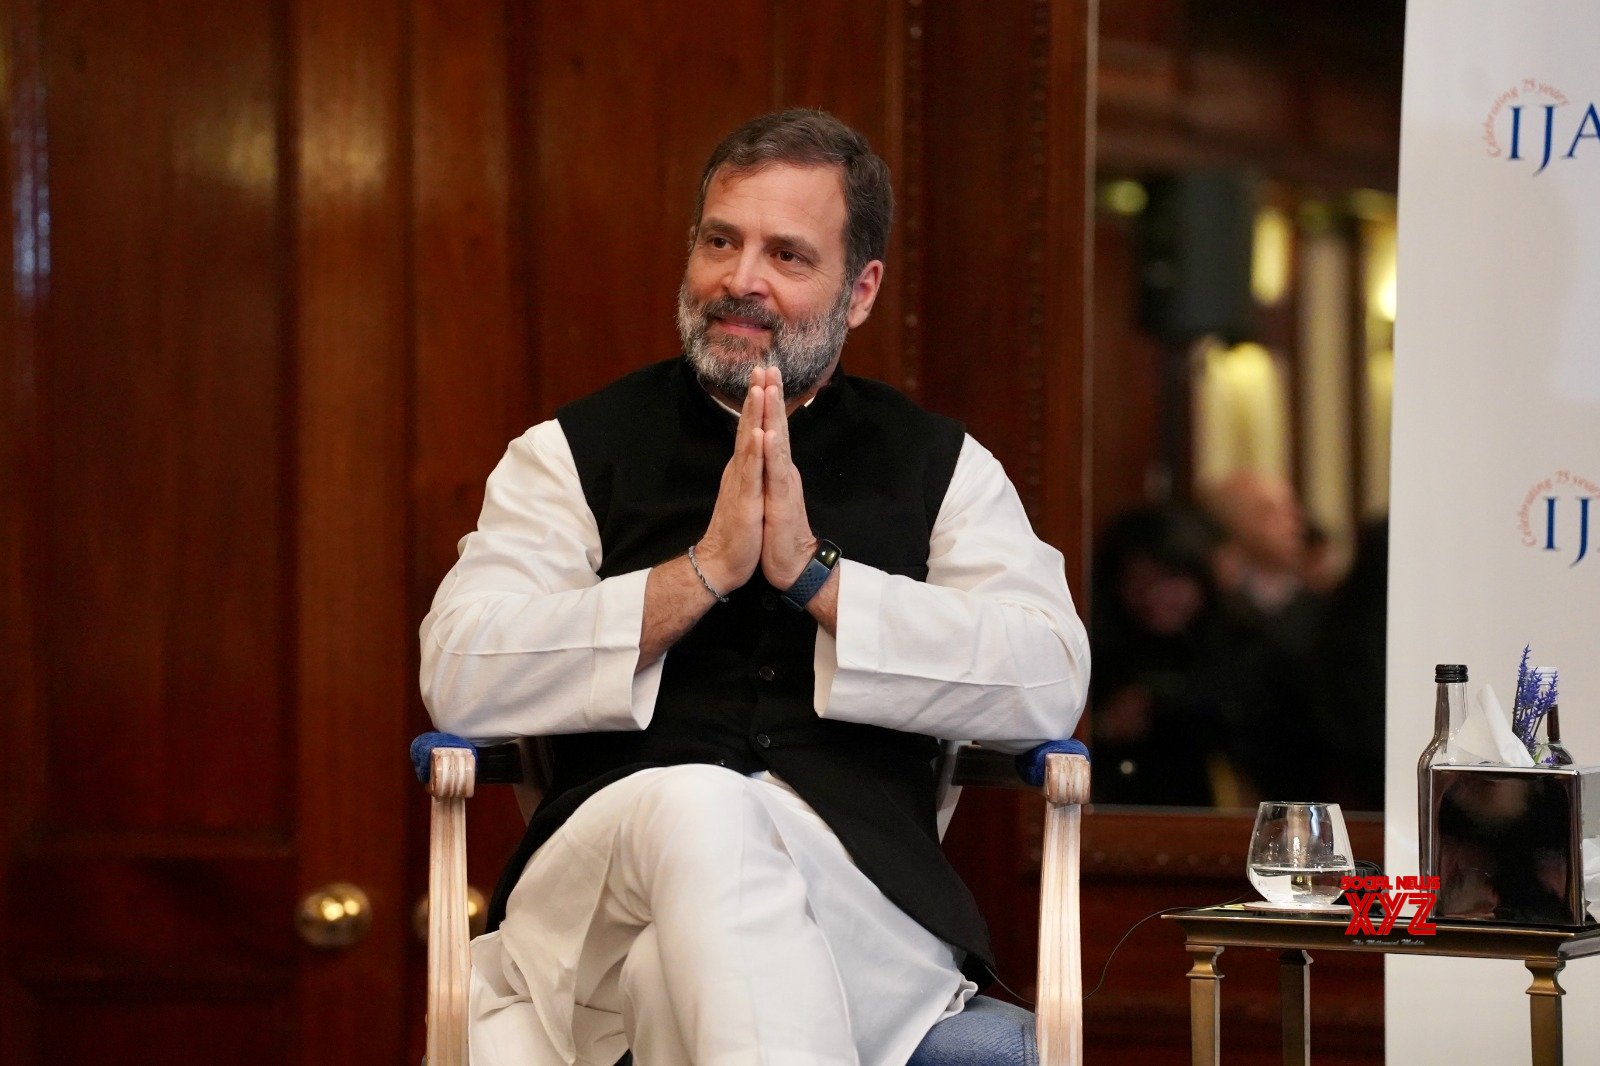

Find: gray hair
[692,109,893,282]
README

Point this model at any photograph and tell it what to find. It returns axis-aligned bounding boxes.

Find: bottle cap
[1435,664,1468,683]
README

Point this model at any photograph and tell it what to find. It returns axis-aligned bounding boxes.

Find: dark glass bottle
[1418,664,1467,879]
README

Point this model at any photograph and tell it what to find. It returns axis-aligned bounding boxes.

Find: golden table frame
[1164,905,1600,1066]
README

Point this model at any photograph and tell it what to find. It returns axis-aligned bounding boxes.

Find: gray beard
[677,281,851,401]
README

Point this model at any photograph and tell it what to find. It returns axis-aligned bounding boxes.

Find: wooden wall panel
[514,1,921,418]
[410,0,531,602]
[406,0,536,1047]
[37,1000,295,1064]
[4,0,416,1057]
[291,0,412,1054]
[36,0,288,836]
[771,2,909,392]
[1096,0,1403,190]
[1090,210,1164,535]
[918,0,1096,1001]
[525,2,776,411]
[5,0,299,1054]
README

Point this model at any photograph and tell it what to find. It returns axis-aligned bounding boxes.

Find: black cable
[994,859,1381,1007]
[987,892,1248,1008]
[1082,893,1249,1001]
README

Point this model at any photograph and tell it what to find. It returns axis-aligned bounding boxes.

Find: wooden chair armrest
[426,746,475,1066]
[420,736,549,1066]
[1036,751,1089,1066]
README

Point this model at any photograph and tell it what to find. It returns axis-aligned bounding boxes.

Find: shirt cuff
[813,559,885,716]
[587,567,662,730]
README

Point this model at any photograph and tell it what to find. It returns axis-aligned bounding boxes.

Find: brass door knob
[413,885,489,942]
[297,882,373,950]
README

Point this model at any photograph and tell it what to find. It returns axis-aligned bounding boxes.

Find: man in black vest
[421,110,1089,1065]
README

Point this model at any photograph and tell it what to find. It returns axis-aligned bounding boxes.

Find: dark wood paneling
[2,0,47,1056]
[1089,210,1164,535]
[5,0,416,1058]
[37,999,295,1064]
[290,0,412,1055]
[525,2,775,410]
[410,0,532,580]
[920,0,1096,1001]
[1096,0,1403,191]
[3,0,313,1057]
[1042,0,1097,591]
[37,0,287,837]
[406,0,536,1050]
[772,2,908,391]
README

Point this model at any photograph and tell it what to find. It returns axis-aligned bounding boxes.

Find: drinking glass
[1246,801,1354,907]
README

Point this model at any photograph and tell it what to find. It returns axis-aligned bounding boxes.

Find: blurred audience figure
[1089,504,1242,806]
[1091,487,1375,809]
[1300,521,1345,596]
[1201,470,1321,649]
[1197,471,1332,800]
[1308,518,1389,811]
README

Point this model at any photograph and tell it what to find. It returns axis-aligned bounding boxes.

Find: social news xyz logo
[1341,876,1439,937]
[1481,80,1600,175]
[1517,471,1598,566]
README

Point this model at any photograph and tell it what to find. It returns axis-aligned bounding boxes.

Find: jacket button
[755,733,772,749]
[757,665,776,681]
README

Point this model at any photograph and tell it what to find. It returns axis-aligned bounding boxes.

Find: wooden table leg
[1186,944,1223,1066]
[1280,950,1311,1066]
[1525,958,1566,1066]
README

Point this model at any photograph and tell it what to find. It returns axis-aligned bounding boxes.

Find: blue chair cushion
[410,730,475,783]
[907,994,1037,1065]
[1015,737,1089,788]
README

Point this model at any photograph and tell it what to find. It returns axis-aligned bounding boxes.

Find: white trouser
[467,764,974,1066]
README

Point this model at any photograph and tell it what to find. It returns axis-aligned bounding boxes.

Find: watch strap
[780,539,841,611]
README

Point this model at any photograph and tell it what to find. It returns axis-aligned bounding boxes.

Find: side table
[1164,905,1600,1066]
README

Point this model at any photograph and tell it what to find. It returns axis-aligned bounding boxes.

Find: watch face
[816,539,841,568]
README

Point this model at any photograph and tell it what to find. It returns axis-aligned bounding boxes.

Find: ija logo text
[1517,472,1599,566]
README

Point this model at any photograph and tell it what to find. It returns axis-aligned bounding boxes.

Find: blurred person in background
[1090,504,1241,805]
[1202,469,1324,656]
[1307,518,1388,810]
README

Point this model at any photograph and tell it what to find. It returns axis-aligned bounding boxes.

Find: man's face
[678,163,880,400]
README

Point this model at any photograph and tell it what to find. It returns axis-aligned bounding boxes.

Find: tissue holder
[1429,764,1600,927]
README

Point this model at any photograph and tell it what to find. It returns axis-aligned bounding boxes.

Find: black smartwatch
[779,539,842,610]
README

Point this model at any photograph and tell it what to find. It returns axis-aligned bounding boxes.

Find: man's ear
[845,260,884,329]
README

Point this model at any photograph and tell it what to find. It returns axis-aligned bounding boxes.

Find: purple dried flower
[1511,647,1560,753]
[1513,645,1539,742]
[1535,669,1559,716]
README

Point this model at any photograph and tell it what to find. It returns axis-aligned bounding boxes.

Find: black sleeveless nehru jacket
[485,356,994,982]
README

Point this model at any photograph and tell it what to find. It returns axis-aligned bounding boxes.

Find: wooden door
[1,0,411,1060]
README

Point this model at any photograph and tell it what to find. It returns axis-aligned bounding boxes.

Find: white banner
[1388,1,1600,1059]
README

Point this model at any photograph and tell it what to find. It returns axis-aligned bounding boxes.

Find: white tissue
[1478,684,1536,767]
[1444,683,1535,766]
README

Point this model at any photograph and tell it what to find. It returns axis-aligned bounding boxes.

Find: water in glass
[1246,801,1354,907]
